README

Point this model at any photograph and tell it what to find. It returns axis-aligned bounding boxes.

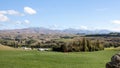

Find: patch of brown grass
[0,44,17,51]
[105,47,120,51]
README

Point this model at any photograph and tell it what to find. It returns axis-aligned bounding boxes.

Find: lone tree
[95,40,104,51]
[82,38,89,51]
[86,40,92,51]
[60,42,68,52]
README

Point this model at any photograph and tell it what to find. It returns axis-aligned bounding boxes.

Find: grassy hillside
[0,49,119,68]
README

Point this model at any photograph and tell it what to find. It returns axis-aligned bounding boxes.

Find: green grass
[0,50,119,68]
[55,38,73,42]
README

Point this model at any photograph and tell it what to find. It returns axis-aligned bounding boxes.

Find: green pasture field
[0,48,119,68]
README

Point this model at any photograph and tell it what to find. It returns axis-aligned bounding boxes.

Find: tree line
[52,38,104,52]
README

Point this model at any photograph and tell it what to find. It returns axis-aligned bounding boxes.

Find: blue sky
[0,0,120,31]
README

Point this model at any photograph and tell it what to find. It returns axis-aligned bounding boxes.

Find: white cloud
[0,14,9,22]
[24,20,30,24]
[24,7,36,15]
[15,20,30,25]
[48,24,59,29]
[110,27,120,32]
[112,20,120,24]
[80,26,88,30]
[0,11,7,14]
[49,25,89,30]
[0,10,23,16]
[7,10,22,15]
[48,25,68,30]
[0,10,23,22]
[52,24,58,28]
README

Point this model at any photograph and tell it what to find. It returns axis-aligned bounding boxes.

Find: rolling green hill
[0,49,119,68]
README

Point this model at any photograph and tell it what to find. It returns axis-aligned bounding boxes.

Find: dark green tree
[60,42,68,52]
[82,38,89,51]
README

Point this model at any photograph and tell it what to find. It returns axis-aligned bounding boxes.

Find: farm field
[0,48,119,68]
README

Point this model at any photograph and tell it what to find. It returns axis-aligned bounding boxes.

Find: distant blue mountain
[0,27,111,34]
[63,28,111,34]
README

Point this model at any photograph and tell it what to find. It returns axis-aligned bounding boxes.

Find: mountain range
[0,27,111,35]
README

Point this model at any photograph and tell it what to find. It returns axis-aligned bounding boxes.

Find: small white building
[22,47,32,50]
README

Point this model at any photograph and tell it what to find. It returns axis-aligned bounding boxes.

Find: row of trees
[52,38,104,52]
[0,39,41,48]
[0,36,104,52]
